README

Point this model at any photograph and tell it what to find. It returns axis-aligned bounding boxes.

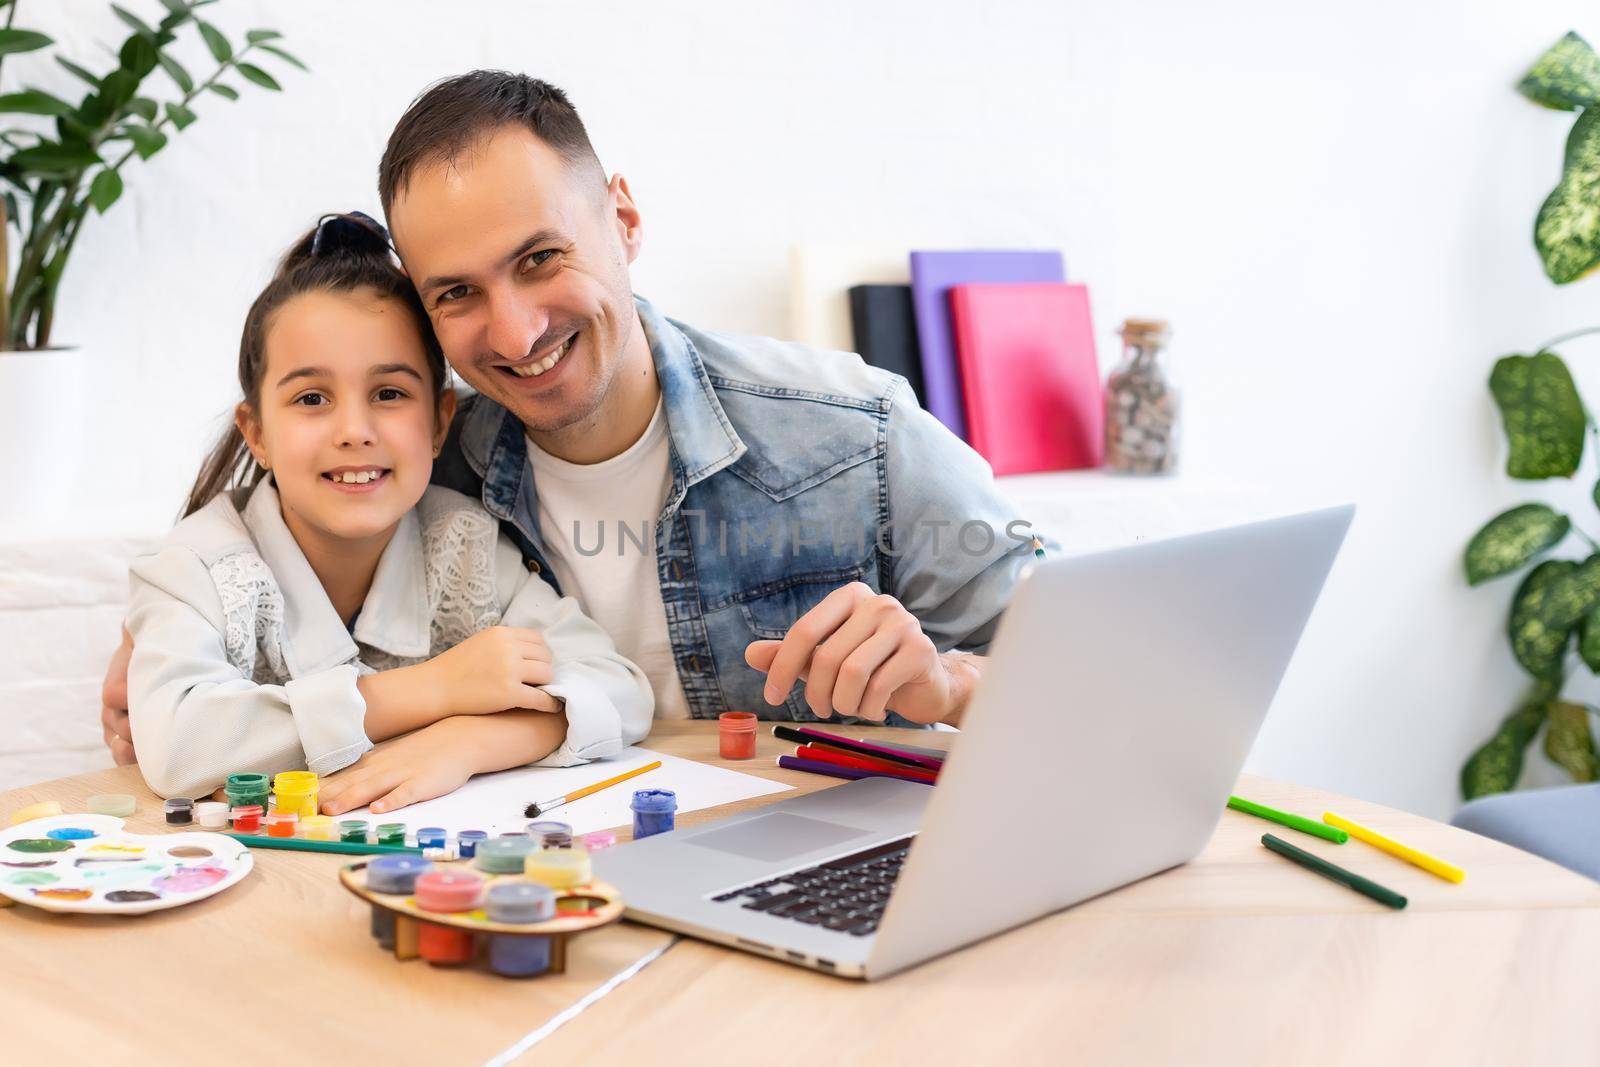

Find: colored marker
[773,725,944,771]
[227,834,422,856]
[777,754,936,787]
[1228,795,1348,843]
[1322,811,1466,883]
[1031,536,1046,560]
[1261,833,1407,909]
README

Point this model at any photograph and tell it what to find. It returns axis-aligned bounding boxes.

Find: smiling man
[101,71,1047,762]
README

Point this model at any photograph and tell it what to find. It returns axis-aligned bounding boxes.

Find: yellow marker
[1323,811,1465,883]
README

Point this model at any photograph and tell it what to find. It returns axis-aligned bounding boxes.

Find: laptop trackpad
[684,813,873,862]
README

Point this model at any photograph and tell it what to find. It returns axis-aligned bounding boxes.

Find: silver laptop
[593,505,1353,979]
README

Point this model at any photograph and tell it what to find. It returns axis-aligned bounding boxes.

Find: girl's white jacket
[127,479,653,799]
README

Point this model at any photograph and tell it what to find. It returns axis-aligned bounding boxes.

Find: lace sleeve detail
[206,551,290,684]
[417,491,504,654]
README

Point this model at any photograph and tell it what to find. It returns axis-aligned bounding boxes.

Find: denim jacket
[433,296,1047,726]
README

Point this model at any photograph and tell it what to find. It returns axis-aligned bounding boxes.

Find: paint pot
[365,854,433,949]
[474,836,536,875]
[264,812,298,838]
[230,805,264,833]
[272,771,319,817]
[485,881,557,978]
[195,802,228,829]
[339,820,369,844]
[164,798,194,825]
[525,820,573,847]
[7,801,63,826]
[456,830,488,858]
[719,711,758,759]
[524,846,592,890]
[87,794,137,817]
[416,827,447,850]
[224,773,270,811]
[580,831,616,852]
[375,823,407,847]
[414,870,484,965]
[631,789,677,839]
[300,815,336,841]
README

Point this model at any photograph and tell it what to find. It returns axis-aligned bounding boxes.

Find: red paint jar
[719,711,758,760]
[414,870,484,966]
[230,805,264,833]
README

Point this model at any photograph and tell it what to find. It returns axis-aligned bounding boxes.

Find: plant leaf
[88,168,123,213]
[196,20,231,63]
[245,29,282,43]
[0,29,53,56]
[1517,31,1600,111]
[118,31,159,77]
[1464,504,1570,585]
[208,83,238,101]
[0,90,74,117]
[1578,600,1600,672]
[156,52,193,93]
[235,62,280,91]
[157,0,192,14]
[1543,701,1599,781]
[126,125,167,161]
[1535,105,1600,284]
[55,57,101,88]
[165,102,197,130]
[1508,558,1580,677]
[111,4,157,39]
[9,141,102,176]
[1489,352,1586,477]
[126,97,158,123]
[1462,699,1548,799]
[256,44,305,72]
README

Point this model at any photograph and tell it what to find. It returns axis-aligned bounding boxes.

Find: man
[101,71,1046,762]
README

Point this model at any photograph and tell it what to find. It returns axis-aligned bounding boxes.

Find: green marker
[1228,795,1348,843]
[227,834,423,857]
[1261,834,1407,910]
[1031,536,1046,560]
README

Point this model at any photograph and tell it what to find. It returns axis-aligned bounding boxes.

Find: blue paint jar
[457,830,488,858]
[485,881,557,977]
[365,855,433,948]
[416,827,447,850]
[631,789,677,840]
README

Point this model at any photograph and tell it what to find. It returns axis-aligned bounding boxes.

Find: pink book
[949,282,1103,475]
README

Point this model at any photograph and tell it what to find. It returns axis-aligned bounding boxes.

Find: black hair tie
[311,210,391,257]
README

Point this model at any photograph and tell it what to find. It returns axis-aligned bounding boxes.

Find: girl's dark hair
[181,211,448,518]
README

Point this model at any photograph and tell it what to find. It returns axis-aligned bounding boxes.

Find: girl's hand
[429,626,562,716]
[319,718,481,816]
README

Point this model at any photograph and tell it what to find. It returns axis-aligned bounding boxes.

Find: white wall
[6,0,1600,818]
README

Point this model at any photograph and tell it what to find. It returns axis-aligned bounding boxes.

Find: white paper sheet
[333,747,791,841]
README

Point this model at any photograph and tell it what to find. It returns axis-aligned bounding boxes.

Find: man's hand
[101,625,136,765]
[743,582,980,725]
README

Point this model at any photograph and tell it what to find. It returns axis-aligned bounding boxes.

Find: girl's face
[239,288,454,544]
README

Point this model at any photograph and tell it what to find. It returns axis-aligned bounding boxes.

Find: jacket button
[525,559,541,574]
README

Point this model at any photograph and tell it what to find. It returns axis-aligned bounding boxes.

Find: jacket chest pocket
[731,565,878,722]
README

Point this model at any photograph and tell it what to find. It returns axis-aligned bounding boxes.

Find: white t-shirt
[525,400,690,720]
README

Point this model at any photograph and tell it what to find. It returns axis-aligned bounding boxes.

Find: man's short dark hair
[378,71,605,216]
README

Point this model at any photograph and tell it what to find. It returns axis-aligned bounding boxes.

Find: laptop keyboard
[709,836,915,936]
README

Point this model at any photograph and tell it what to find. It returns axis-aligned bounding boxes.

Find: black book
[848,284,926,404]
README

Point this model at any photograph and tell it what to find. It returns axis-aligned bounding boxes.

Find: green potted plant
[1461,32,1600,799]
[0,0,302,521]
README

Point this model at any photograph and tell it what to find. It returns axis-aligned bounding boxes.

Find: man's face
[388,126,640,435]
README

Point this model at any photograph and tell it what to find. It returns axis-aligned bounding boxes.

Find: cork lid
[1120,318,1170,341]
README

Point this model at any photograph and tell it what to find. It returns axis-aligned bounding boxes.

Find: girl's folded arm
[494,539,654,767]
[126,546,374,799]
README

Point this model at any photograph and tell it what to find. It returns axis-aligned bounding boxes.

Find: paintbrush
[524,760,662,818]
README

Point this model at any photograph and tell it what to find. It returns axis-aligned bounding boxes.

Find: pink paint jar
[719,711,758,760]
[414,870,484,966]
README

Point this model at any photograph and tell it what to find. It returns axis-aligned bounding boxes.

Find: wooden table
[4,723,1598,1066]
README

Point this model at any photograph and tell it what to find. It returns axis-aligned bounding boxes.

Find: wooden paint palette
[339,861,623,973]
[0,813,252,915]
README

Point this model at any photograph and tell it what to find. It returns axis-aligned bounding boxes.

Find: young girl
[126,212,652,814]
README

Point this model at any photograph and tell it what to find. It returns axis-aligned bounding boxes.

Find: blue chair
[1451,784,1600,883]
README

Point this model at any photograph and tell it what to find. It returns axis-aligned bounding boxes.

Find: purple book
[909,250,1066,439]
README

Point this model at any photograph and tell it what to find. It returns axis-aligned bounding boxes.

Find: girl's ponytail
[178,211,447,519]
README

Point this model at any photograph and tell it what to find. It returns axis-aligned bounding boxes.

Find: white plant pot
[0,347,91,525]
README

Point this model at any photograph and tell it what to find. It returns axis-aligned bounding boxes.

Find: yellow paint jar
[524,846,592,890]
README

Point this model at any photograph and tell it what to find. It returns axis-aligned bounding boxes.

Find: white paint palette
[0,813,252,915]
